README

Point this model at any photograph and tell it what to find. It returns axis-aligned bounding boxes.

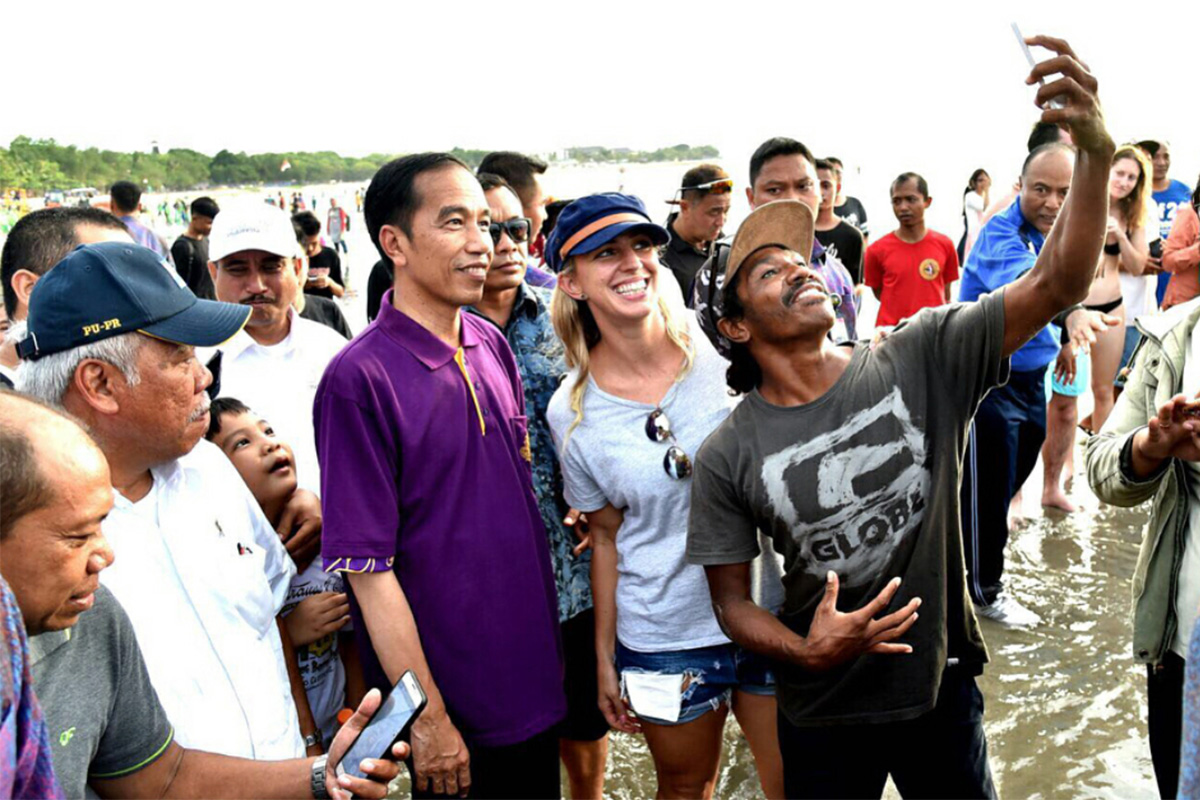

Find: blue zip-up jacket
[958,200,1058,372]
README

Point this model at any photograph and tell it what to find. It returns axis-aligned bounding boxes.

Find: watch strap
[310,754,331,800]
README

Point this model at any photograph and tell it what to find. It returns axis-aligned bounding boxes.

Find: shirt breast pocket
[511,414,532,467]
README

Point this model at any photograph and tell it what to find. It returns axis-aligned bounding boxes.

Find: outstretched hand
[1024,35,1112,155]
[1066,308,1121,355]
[795,572,921,673]
[1133,393,1200,467]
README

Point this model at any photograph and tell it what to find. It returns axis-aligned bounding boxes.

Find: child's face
[213,411,298,507]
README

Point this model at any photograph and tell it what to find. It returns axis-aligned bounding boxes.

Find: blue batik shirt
[958,199,1055,372]
[467,284,593,622]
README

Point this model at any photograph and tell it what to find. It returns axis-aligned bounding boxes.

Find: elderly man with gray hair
[15,241,327,763]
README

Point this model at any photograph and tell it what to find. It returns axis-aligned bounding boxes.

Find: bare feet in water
[1041,487,1077,513]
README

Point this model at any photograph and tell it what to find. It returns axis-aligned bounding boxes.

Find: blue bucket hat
[544,193,669,272]
[16,241,251,361]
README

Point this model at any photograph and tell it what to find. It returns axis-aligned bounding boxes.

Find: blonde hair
[550,257,695,443]
[1112,145,1153,231]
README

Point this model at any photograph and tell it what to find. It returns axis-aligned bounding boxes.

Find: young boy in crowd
[206,397,363,747]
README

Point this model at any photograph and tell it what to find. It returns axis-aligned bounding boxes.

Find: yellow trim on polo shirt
[454,348,487,436]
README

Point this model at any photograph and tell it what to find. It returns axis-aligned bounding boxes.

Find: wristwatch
[304,731,323,750]
[310,754,331,799]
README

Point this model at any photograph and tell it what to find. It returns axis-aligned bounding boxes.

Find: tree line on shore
[0,138,722,194]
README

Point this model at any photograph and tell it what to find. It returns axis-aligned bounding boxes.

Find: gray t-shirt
[548,329,733,652]
[29,586,174,799]
[687,291,1008,726]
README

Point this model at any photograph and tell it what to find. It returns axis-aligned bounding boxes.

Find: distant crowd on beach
[5,32,1200,800]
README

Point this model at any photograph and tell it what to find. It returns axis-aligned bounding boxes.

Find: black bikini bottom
[1085,297,1123,315]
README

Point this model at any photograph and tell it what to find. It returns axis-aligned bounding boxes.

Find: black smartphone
[335,670,427,780]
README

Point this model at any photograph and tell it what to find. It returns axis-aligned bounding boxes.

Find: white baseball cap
[208,202,304,263]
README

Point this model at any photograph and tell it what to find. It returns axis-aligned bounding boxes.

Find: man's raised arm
[1002,35,1115,357]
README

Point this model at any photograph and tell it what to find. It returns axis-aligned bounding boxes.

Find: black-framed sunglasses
[489,217,532,245]
[645,408,693,480]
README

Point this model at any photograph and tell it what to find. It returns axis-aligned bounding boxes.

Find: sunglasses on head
[645,408,693,480]
[685,178,734,194]
[489,217,532,245]
[670,178,734,205]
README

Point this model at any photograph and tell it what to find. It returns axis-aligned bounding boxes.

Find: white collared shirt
[206,309,347,492]
[100,440,302,760]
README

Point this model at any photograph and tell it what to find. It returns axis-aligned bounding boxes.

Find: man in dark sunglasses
[661,164,732,302]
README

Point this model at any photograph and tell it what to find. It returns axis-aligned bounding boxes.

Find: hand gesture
[1134,393,1200,464]
[1054,343,1078,384]
[309,275,330,289]
[797,573,921,673]
[410,708,471,797]
[597,660,641,734]
[325,689,410,800]
[563,508,592,557]
[286,592,351,647]
[1024,35,1112,156]
[1106,216,1121,243]
[278,489,323,571]
[1065,308,1121,355]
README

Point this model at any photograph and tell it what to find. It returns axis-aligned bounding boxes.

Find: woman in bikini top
[1084,145,1153,430]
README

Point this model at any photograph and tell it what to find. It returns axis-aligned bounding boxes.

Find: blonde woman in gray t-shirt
[544,194,783,799]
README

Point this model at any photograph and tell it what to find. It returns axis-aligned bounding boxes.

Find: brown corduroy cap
[724,200,815,285]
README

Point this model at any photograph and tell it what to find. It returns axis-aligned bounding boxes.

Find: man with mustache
[686,35,1112,797]
[204,203,349,491]
[15,243,324,762]
[0,390,410,799]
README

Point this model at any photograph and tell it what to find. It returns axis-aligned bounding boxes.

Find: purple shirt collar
[376,289,481,370]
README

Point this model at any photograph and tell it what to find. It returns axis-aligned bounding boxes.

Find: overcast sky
[7,0,1199,210]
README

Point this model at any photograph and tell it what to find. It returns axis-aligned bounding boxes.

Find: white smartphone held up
[1012,23,1066,111]
[335,670,428,780]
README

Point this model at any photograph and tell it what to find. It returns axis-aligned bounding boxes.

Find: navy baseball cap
[16,242,251,361]
[544,193,669,272]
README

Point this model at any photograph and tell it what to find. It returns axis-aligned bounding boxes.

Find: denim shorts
[614,641,775,726]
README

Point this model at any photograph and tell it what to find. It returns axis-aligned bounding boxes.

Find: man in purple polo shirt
[315,153,565,800]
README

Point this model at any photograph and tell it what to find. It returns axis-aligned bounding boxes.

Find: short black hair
[680,164,730,201]
[477,172,515,195]
[1027,122,1067,152]
[543,198,573,239]
[365,153,472,263]
[891,172,929,198]
[292,211,322,241]
[815,158,835,172]
[191,196,219,219]
[0,391,75,539]
[825,156,844,170]
[1136,140,1162,158]
[109,181,142,214]
[749,138,815,190]
[205,396,251,442]
[477,152,547,203]
[1022,142,1074,178]
[1,206,128,317]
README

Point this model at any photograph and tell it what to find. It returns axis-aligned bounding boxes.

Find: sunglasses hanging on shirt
[645,408,693,480]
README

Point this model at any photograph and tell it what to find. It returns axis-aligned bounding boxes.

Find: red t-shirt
[864,230,960,326]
